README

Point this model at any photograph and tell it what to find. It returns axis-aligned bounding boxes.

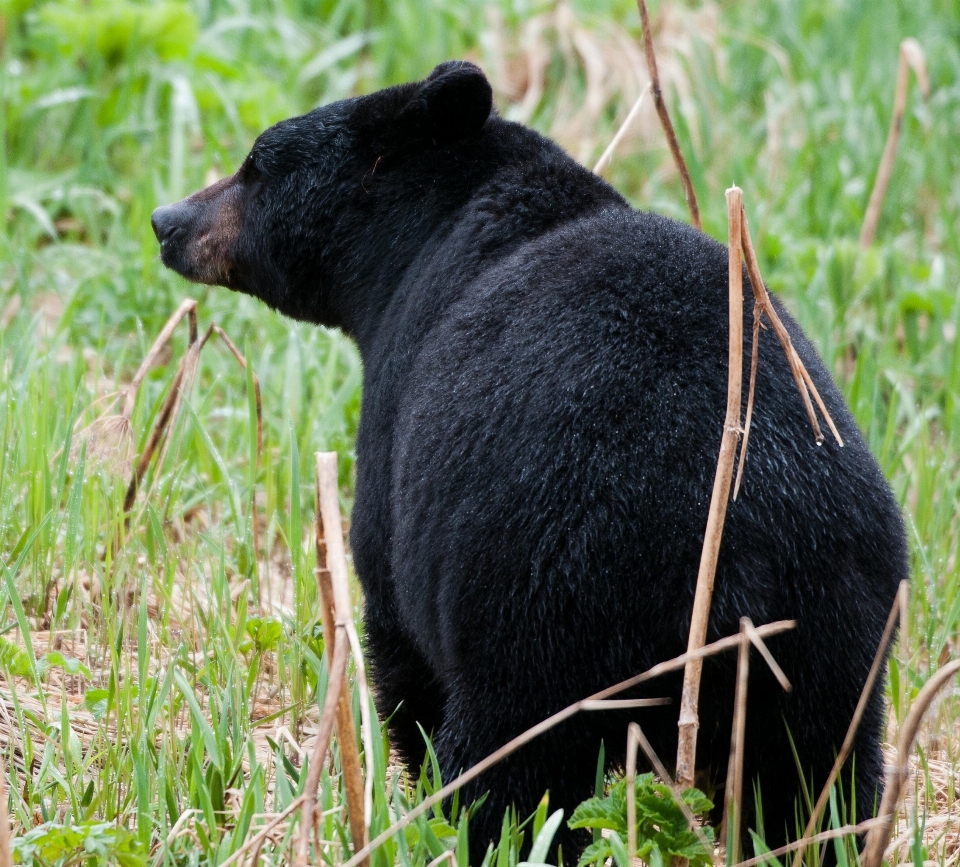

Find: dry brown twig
[314,452,371,867]
[340,620,795,867]
[790,584,904,867]
[733,204,844,499]
[723,618,751,864]
[593,82,652,176]
[859,38,929,250]
[296,623,350,866]
[635,0,701,229]
[861,657,960,867]
[675,186,744,792]
[0,755,11,867]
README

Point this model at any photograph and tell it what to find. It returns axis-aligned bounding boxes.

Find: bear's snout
[151,178,243,288]
[151,204,184,248]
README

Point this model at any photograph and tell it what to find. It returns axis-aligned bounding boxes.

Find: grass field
[2,0,960,864]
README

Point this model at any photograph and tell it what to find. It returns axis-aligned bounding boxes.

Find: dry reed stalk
[296,625,350,866]
[861,657,960,867]
[0,755,10,867]
[593,82,652,176]
[117,316,264,570]
[732,818,882,867]
[723,619,751,863]
[315,457,368,864]
[627,722,712,853]
[744,620,791,692]
[675,186,744,792]
[627,723,640,860]
[636,0,701,229]
[76,298,198,477]
[316,451,377,836]
[580,699,670,710]
[733,201,845,499]
[790,585,904,867]
[859,39,929,250]
[340,620,795,867]
[218,797,306,867]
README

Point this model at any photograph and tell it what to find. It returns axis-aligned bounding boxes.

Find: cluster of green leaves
[568,775,713,867]
[12,820,143,867]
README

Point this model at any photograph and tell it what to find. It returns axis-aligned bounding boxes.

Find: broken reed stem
[121,298,198,421]
[859,39,929,250]
[675,186,744,792]
[733,301,762,500]
[732,818,883,867]
[790,584,904,867]
[340,620,795,867]
[315,477,368,862]
[861,656,960,867]
[744,620,791,692]
[739,204,842,449]
[636,0,701,230]
[723,619,751,864]
[628,722,713,853]
[593,82,652,176]
[316,452,377,839]
[627,724,639,861]
[296,624,350,867]
[218,797,306,867]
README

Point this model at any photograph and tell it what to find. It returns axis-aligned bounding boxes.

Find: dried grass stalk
[733,201,844,499]
[723,619,751,863]
[316,452,377,838]
[861,657,960,867]
[790,585,904,867]
[593,82,652,176]
[732,818,882,867]
[341,620,795,867]
[627,723,640,860]
[636,0,701,229]
[675,186,744,792]
[859,39,929,250]
[315,458,368,864]
[296,623,350,866]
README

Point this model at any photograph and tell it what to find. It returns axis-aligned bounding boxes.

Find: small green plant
[568,774,714,867]
[12,820,145,867]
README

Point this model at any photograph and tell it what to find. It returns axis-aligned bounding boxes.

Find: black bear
[152,61,907,863]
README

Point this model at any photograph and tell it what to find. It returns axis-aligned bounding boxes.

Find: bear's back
[386,206,905,680]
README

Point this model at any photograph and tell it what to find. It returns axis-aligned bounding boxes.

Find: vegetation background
[1,0,959,864]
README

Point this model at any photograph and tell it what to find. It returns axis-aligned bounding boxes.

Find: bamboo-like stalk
[723,619,751,864]
[790,586,903,867]
[296,624,350,866]
[859,39,929,250]
[636,0,701,230]
[675,186,744,791]
[315,468,368,864]
[316,452,377,838]
[340,620,795,867]
[861,657,960,867]
[626,723,639,861]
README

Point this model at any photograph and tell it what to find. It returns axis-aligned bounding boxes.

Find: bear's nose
[151,205,181,246]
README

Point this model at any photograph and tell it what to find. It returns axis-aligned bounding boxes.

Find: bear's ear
[401,61,493,146]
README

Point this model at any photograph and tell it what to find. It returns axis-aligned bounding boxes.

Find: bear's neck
[334,120,629,359]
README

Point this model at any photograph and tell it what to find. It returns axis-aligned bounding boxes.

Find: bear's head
[151,61,493,332]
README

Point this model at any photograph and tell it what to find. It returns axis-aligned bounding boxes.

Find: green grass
[1,0,960,864]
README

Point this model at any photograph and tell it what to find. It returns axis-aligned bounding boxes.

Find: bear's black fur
[152,61,908,863]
